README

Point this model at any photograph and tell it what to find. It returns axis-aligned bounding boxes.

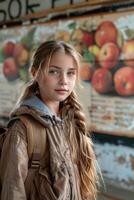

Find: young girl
[0,40,98,200]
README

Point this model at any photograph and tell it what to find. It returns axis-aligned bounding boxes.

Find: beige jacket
[0,106,83,200]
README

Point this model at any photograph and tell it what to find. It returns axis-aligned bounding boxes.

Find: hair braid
[62,91,98,199]
[63,91,86,134]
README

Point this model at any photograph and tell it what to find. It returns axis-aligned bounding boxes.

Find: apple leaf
[21,27,37,50]
[83,48,95,64]
[125,29,134,40]
[0,48,5,63]
[68,22,77,30]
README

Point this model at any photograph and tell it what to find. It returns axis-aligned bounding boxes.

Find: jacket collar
[10,95,63,126]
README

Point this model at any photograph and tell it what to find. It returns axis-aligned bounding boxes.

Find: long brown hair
[17,40,98,199]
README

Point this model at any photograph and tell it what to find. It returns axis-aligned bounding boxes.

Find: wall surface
[94,141,134,191]
[0,0,88,23]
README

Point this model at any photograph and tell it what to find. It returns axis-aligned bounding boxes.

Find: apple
[91,68,113,94]
[3,41,16,57]
[72,29,83,40]
[55,31,70,42]
[13,44,29,66]
[114,66,134,96]
[99,42,120,69]
[3,57,19,81]
[82,31,94,46]
[88,45,100,61]
[95,21,118,47]
[122,40,134,66]
[73,42,83,54]
[80,62,94,81]
[72,29,94,46]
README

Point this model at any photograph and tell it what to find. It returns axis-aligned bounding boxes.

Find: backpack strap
[19,115,47,168]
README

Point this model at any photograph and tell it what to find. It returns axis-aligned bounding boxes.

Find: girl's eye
[49,69,59,75]
[67,71,76,76]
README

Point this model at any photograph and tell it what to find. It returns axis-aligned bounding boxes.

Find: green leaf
[0,48,5,63]
[68,22,77,30]
[21,27,37,49]
[125,29,134,40]
[83,48,95,64]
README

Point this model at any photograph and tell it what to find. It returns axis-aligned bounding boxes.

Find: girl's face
[37,51,77,109]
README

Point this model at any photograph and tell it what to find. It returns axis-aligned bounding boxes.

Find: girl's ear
[31,67,40,81]
[30,67,36,77]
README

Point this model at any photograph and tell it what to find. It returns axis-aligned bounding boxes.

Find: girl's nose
[59,73,67,85]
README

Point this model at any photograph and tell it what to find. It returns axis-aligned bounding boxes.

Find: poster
[0,10,134,137]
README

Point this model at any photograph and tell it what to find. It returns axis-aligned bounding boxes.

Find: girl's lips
[55,89,68,91]
[55,89,68,94]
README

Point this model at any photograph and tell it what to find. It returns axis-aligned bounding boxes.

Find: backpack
[0,115,47,168]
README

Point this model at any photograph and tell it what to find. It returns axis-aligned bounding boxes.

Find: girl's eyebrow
[50,65,76,70]
[49,65,60,69]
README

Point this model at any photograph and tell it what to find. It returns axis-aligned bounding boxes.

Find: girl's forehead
[50,51,75,64]
[41,50,78,72]
[51,51,68,58]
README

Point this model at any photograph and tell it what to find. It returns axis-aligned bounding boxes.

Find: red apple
[80,62,94,81]
[122,40,134,66]
[3,57,18,81]
[3,41,16,57]
[114,66,134,96]
[95,21,118,47]
[99,43,120,69]
[91,68,112,94]
[71,29,94,46]
[82,31,94,46]
[13,44,29,66]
